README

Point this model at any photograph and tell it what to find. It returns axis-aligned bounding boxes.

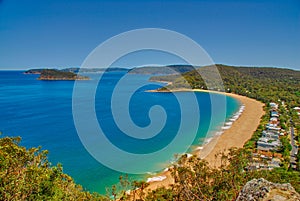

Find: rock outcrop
[236,178,300,201]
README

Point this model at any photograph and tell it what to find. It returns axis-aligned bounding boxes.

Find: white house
[270,102,278,109]
[257,137,281,151]
[262,130,279,140]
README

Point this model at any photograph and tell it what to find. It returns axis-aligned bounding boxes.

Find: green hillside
[0,136,104,200]
[150,64,300,107]
[128,65,196,75]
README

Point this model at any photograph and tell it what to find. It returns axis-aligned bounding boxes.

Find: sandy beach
[145,89,265,191]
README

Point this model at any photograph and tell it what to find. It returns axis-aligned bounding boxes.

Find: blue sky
[0,0,299,70]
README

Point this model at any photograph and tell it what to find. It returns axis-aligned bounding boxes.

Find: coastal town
[249,102,300,171]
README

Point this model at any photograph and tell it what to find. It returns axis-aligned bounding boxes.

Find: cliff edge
[236,178,300,201]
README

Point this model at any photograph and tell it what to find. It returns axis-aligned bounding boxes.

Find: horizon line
[0,63,299,71]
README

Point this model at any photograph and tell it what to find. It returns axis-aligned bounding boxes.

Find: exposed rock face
[236,178,300,201]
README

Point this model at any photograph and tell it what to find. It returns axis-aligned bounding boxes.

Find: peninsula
[128,65,196,75]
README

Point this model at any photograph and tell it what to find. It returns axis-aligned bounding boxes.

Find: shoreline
[145,89,265,191]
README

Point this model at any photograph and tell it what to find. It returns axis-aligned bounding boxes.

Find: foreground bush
[0,136,104,201]
[1,136,299,201]
[144,148,300,201]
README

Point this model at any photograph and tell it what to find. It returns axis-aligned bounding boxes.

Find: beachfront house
[257,137,281,151]
[262,130,279,140]
[249,150,282,170]
[269,117,279,125]
[266,123,281,131]
[270,102,278,110]
[267,158,281,169]
[270,111,279,118]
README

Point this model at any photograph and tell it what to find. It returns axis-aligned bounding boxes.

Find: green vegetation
[122,149,300,201]
[140,64,300,200]
[0,136,104,200]
[128,65,196,75]
[2,136,299,200]
[151,64,300,107]
[280,136,292,167]
[291,109,300,170]
[37,69,90,80]
[152,64,300,165]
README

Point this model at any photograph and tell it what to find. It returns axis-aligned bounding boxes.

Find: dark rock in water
[236,178,300,201]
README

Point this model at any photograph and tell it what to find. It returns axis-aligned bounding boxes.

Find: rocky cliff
[236,178,300,201]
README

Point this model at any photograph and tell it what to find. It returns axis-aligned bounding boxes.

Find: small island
[23,69,45,74]
[37,69,90,81]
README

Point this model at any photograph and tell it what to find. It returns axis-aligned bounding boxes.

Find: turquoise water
[0,71,240,194]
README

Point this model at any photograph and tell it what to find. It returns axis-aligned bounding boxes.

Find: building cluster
[249,102,284,170]
[257,102,283,152]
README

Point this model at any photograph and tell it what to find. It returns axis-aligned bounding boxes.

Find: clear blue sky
[0,0,299,70]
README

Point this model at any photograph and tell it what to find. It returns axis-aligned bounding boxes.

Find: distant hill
[25,65,194,75]
[61,67,129,73]
[25,67,129,74]
[128,65,197,75]
[150,64,300,106]
[37,69,90,80]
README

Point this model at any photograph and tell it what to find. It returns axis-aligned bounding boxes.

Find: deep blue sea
[0,71,240,194]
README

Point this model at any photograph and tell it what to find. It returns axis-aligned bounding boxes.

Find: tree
[0,136,105,200]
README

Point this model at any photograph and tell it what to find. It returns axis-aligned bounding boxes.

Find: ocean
[0,71,240,194]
